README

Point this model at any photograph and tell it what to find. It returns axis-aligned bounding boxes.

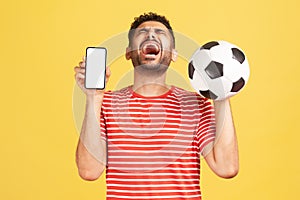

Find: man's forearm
[76,95,106,181]
[204,99,239,178]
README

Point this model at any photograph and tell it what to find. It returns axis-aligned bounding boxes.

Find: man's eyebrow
[154,28,166,32]
[137,27,167,31]
[137,27,150,31]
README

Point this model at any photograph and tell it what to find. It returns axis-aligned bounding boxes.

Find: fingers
[105,66,111,84]
[79,60,85,68]
[74,57,86,86]
[75,72,85,79]
[74,56,86,69]
[74,57,86,73]
[74,66,85,73]
[74,71,85,83]
[106,66,111,78]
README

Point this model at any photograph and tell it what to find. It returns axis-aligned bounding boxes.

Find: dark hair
[128,12,175,47]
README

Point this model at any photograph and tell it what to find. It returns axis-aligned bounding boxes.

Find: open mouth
[140,41,161,59]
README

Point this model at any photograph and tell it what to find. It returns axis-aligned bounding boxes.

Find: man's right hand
[74,56,111,97]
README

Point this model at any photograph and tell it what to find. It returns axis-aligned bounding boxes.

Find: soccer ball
[188,40,250,101]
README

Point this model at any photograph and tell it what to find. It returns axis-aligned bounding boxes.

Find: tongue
[142,44,160,55]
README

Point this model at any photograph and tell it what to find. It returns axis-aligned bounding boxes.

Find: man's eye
[139,29,147,33]
[156,29,166,34]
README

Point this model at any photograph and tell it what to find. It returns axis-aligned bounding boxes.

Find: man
[74,12,239,200]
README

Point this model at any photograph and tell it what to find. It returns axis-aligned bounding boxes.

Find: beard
[131,50,172,77]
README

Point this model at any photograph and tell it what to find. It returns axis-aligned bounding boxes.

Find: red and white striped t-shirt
[100,85,216,200]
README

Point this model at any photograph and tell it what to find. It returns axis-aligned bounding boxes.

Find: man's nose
[147,29,156,40]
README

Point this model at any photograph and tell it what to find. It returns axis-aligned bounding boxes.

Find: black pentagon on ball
[205,61,223,79]
[200,41,219,50]
[200,90,218,100]
[188,61,195,79]
[232,48,245,64]
[231,77,245,92]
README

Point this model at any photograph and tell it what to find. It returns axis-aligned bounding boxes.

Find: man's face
[126,21,177,71]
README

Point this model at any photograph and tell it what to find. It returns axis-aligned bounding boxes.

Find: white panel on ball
[209,41,233,64]
[190,69,209,91]
[192,49,211,71]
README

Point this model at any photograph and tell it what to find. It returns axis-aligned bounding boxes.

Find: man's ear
[171,49,178,62]
[125,47,131,60]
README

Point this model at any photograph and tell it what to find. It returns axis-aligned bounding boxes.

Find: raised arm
[74,58,110,181]
[203,99,239,179]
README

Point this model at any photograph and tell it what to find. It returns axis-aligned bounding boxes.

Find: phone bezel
[84,47,107,90]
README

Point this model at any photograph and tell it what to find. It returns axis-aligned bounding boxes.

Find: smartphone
[85,47,107,89]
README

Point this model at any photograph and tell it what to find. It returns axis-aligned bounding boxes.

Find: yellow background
[1,0,300,199]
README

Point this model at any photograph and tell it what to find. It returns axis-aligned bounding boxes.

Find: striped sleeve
[196,97,216,154]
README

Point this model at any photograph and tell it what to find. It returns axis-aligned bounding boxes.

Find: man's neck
[132,70,170,97]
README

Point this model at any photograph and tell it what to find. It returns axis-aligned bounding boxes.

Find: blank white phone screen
[85,47,106,89]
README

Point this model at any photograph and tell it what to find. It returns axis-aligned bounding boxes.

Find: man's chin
[132,54,171,74]
[134,63,168,78]
[136,63,162,71]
